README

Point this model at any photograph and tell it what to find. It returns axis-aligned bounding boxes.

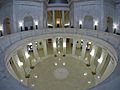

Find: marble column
[96,49,108,75]
[63,38,66,54]
[72,40,77,55]
[53,10,55,28]
[32,42,40,63]
[53,38,57,54]
[81,41,87,61]
[62,10,65,28]
[42,40,48,56]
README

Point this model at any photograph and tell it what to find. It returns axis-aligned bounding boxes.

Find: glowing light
[0,24,3,32]
[25,52,30,59]
[34,20,38,25]
[63,62,66,66]
[98,57,103,64]
[47,23,53,26]
[63,42,66,48]
[28,43,32,46]
[17,60,23,67]
[113,23,118,29]
[54,62,58,66]
[88,42,92,45]
[64,23,70,26]
[34,75,38,78]
[94,20,98,26]
[79,20,82,25]
[84,72,88,76]
[88,81,91,84]
[31,84,35,87]
[20,79,23,82]
[58,51,60,54]
[19,21,24,27]
[90,49,95,56]
[98,76,100,79]
[53,42,56,48]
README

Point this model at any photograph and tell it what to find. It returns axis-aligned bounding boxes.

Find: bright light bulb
[84,72,88,76]
[98,57,103,64]
[20,79,23,82]
[54,63,58,66]
[88,81,91,84]
[63,62,66,66]
[34,75,38,78]
[25,52,30,59]
[18,61,23,67]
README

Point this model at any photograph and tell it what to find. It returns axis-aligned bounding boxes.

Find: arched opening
[48,0,68,4]
[105,17,113,32]
[83,15,94,29]
[3,17,11,35]
[24,16,34,31]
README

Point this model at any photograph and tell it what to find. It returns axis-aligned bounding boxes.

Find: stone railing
[0,28,120,90]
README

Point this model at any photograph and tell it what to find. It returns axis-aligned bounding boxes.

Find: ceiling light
[63,62,66,66]
[88,81,91,84]
[34,75,38,78]
[20,79,23,82]
[84,72,88,76]
[31,84,35,87]
[98,76,100,79]
[17,59,23,67]
[54,63,58,66]
[98,57,103,64]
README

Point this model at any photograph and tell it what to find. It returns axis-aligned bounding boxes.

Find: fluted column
[42,40,48,56]
[96,49,108,75]
[62,10,64,28]
[72,40,77,55]
[81,41,87,60]
[63,38,66,54]
[32,42,40,62]
[53,10,55,28]
[90,45,98,65]
[20,47,30,69]
[12,54,25,78]
[53,38,57,54]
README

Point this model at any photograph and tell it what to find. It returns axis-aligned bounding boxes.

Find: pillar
[96,49,108,75]
[42,40,48,56]
[62,10,64,28]
[63,38,66,54]
[52,10,55,28]
[72,39,77,55]
[81,41,87,61]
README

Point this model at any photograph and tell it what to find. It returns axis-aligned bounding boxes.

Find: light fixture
[53,42,56,48]
[90,49,95,56]
[98,57,103,64]
[84,72,88,76]
[34,75,38,78]
[19,21,24,27]
[79,20,82,29]
[25,52,30,59]
[63,62,66,66]
[58,51,60,54]
[31,84,35,87]
[17,60,23,67]
[113,23,118,33]
[20,79,23,82]
[54,62,58,66]
[94,20,98,30]
[63,42,66,48]
[98,76,100,79]
[34,20,38,26]
[0,24,3,32]
[88,81,91,84]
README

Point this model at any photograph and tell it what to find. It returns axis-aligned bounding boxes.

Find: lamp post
[79,20,82,29]
[113,23,118,34]
[94,20,98,30]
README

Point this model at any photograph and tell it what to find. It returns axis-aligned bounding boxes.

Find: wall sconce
[113,23,118,34]
[0,24,3,36]
[79,20,82,29]
[34,20,38,29]
[19,21,24,31]
[94,20,98,30]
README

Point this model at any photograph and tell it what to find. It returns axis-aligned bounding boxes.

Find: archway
[106,17,113,32]
[3,17,11,35]
[83,15,94,29]
[24,16,34,30]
